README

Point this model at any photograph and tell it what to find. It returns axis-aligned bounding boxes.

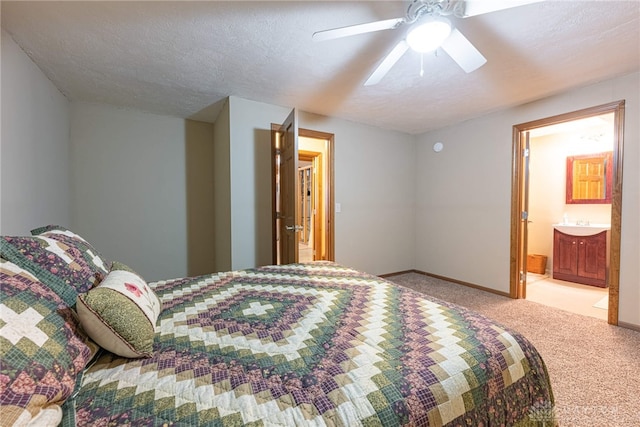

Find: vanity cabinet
[553,229,608,287]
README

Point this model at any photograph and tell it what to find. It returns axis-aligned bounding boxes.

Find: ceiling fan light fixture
[406,17,452,53]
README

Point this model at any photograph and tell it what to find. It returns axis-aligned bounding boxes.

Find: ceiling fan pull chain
[420,53,425,77]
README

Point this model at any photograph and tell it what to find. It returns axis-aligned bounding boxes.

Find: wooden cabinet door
[577,231,607,281]
[553,230,578,276]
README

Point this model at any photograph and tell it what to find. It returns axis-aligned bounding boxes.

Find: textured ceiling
[2,1,638,134]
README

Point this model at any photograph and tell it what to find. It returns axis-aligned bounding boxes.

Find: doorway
[298,156,314,262]
[510,101,625,325]
[271,121,335,265]
[296,144,329,262]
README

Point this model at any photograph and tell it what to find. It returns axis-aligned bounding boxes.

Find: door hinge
[523,148,529,157]
[521,211,528,220]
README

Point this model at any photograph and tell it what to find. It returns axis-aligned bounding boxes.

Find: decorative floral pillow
[1,226,111,306]
[76,262,161,358]
[0,258,97,427]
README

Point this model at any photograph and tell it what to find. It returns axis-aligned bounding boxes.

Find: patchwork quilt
[64,263,554,426]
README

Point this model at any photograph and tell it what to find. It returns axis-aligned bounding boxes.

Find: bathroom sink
[553,224,611,236]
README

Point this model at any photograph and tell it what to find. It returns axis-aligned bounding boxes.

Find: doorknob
[285,225,303,232]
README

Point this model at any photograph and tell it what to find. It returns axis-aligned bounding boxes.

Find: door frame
[509,100,625,325]
[271,125,335,264]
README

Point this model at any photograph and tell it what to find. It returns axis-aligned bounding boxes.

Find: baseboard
[378,270,415,278]
[617,321,640,333]
[380,269,511,298]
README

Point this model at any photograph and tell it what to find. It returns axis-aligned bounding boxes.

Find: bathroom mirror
[566,151,612,204]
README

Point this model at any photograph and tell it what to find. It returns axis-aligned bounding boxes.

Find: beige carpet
[387,272,640,427]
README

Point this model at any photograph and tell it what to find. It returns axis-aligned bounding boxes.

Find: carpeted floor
[387,272,640,427]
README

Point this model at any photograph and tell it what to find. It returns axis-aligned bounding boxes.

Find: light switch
[335,203,341,213]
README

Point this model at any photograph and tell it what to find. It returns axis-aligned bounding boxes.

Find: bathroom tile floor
[525,273,608,321]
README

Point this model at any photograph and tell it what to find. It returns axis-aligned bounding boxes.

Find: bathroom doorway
[510,101,625,325]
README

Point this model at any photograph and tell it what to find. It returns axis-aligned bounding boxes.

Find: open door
[517,131,531,298]
[272,114,335,266]
[277,109,300,265]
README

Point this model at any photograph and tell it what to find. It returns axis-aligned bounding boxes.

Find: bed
[1,226,554,426]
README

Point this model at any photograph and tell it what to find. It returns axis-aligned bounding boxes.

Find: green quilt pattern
[66,263,554,426]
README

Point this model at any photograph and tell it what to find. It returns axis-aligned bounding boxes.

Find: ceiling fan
[313,0,543,86]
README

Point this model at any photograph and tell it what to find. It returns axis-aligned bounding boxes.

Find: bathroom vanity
[552,224,610,287]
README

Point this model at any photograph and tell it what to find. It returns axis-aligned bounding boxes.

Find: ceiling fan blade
[459,0,544,17]
[441,28,486,73]
[364,40,409,86]
[313,18,404,42]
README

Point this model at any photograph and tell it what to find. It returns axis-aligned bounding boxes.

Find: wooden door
[517,131,531,298]
[278,109,299,264]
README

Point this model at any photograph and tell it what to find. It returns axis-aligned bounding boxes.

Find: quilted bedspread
[64,263,554,426]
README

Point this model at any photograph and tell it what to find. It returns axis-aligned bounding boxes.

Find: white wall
[415,117,512,288]
[213,99,232,271]
[185,119,216,276]
[227,96,290,270]
[1,31,71,234]
[302,112,416,275]
[415,72,640,327]
[70,102,187,281]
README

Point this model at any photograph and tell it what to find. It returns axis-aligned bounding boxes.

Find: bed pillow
[30,225,111,289]
[76,262,161,358]
[0,225,111,306]
[0,258,97,427]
